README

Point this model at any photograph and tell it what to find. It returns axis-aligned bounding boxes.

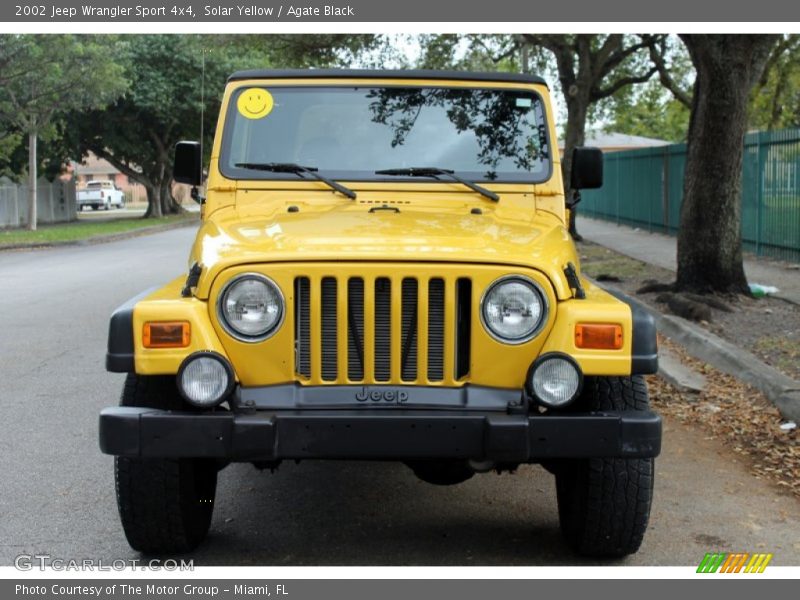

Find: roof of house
[581,131,671,149]
[72,152,120,176]
[228,69,548,87]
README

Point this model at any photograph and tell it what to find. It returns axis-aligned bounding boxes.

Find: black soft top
[227,68,548,87]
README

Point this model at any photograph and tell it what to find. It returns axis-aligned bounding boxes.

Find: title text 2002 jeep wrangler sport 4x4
[99,69,660,558]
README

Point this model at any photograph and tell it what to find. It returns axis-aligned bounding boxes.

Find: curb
[0,218,198,252]
[590,278,800,422]
[657,346,706,394]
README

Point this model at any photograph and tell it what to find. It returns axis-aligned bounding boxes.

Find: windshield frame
[218,83,554,185]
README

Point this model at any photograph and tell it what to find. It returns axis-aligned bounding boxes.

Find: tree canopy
[1,30,798,275]
[0,35,126,229]
[66,35,237,216]
[64,34,376,217]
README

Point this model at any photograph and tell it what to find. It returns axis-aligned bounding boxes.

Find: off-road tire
[114,374,217,554]
[555,376,654,557]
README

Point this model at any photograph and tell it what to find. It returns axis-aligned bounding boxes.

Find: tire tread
[114,374,215,554]
[556,375,655,557]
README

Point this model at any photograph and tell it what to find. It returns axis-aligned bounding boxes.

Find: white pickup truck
[77,180,125,211]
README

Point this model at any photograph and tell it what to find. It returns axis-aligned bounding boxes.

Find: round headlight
[481,276,547,343]
[178,352,234,407]
[529,354,582,408]
[218,274,283,341]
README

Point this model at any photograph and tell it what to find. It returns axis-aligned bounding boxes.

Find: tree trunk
[143,177,184,218]
[522,35,659,242]
[144,184,162,218]
[159,179,183,215]
[675,35,777,295]
[562,93,589,241]
[27,130,37,231]
[159,183,170,216]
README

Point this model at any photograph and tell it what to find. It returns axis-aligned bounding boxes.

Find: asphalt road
[1,226,799,566]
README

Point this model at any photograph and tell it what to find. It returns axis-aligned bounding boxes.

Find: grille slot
[320,277,338,381]
[347,278,365,381]
[455,278,472,379]
[427,278,445,381]
[374,277,392,382]
[401,278,418,381]
[295,277,311,378]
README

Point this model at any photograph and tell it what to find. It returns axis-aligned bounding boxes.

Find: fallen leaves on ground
[649,335,799,498]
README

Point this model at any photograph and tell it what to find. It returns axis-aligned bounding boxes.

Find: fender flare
[605,288,659,375]
[105,287,158,373]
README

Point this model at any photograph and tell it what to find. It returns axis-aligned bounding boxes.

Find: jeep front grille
[294,274,471,385]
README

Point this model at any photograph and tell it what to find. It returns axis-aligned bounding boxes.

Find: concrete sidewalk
[576,216,800,305]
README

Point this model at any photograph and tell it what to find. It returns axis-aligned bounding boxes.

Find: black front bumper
[99,407,662,461]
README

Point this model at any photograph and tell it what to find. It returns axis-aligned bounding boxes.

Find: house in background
[559,131,670,156]
[67,152,147,204]
[66,152,193,206]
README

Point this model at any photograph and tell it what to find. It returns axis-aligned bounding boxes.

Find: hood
[191,197,578,300]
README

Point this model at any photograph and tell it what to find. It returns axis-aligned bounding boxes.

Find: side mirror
[174,141,202,186]
[570,146,603,190]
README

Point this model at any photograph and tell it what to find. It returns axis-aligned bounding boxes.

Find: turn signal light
[143,322,191,348]
[575,323,623,350]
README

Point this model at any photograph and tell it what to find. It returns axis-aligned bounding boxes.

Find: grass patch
[753,335,800,376]
[577,241,653,280]
[0,214,197,247]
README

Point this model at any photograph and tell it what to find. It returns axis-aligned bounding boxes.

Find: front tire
[114,374,217,554]
[555,376,655,557]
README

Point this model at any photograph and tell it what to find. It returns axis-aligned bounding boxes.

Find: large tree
[411,34,660,239]
[602,81,690,143]
[651,35,778,294]
[67,35,235,217]
[0,35,125,230]
[0,129,21,171]
[241,34,378,68]
[68,34,378,218]
[601,37,692,143]
[749,35,800,131]
[521,35,660,239]
[0,121,78,181]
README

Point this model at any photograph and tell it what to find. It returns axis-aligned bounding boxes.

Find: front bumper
[99,407,661,461]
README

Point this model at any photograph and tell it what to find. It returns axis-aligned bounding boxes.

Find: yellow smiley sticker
[236,88,274,119]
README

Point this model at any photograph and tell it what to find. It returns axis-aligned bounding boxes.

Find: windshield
[221,85,552,183]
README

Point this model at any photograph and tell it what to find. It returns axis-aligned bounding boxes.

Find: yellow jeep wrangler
[99,69,660,557]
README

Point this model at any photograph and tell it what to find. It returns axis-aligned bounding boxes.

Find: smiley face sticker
[236,88,274,119]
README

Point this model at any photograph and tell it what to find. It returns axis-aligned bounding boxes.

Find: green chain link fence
[580,129,800,263]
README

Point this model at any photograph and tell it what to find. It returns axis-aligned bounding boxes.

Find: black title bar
[3,0,800,22]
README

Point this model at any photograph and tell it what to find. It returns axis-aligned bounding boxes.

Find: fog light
[528,353,582,408]
[177,352,234,407]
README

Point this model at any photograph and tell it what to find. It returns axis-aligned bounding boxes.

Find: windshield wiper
[235,162,357,200]
[374,167,499,202]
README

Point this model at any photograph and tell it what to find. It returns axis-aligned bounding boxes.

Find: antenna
[200,47,205,168]
[190,46,207,206]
